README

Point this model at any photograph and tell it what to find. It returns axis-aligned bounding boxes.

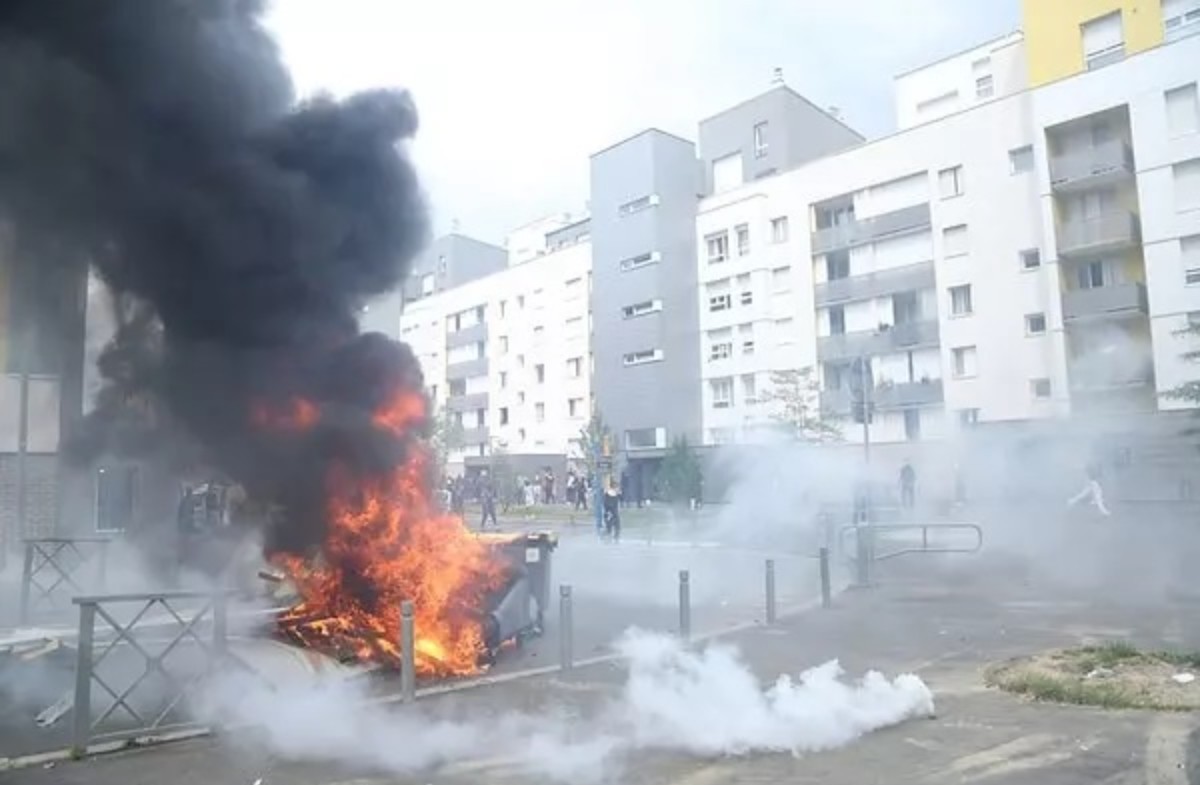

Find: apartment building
[695,0,1200,452]
[398,219,592,477]
[894,31,1027,130]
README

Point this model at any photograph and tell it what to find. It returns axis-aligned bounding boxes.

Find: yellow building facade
[1023,0,1165,86]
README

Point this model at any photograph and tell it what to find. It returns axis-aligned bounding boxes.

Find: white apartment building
[696,29,1200,448]
[399,216,592,475]
[894,31,1027,130]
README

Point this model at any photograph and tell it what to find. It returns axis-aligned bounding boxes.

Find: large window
[952,346,978,378]
[96,466,137,533]
[623,349,664,366]
[625,427,665,450]
[938,166,964,199]
[949,284,973,316]
[706,231,729,264]
[1082,11,1125,70]
[1008,146,1034,174]
[710,378,733,408]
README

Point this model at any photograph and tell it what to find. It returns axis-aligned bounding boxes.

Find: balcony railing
[445,321,487,349]
[1057,210,1140,258]
[1062,282,1148,321]
[1067,355,1153,393]
[446,357,489,381]
[1049,139,1134,192]
[817,319,940,362]
[821,379,944,412]
[445,391,489,412]
[815,261,936,306]
[810,203,931,255]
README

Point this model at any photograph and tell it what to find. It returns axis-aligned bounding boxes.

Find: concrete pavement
[6,549,1200,784]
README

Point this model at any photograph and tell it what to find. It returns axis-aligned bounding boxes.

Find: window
[1176,159,1200,211]
[533,325,545,341]
[736,224,750,256]
[952,345,977,378]
[517,353,525,367]
[1008,146,1034,174]
[499,300,507,318]
[938,166,964,199]
[1020,248,1041,270]
[709,340,733,361]
[904,409,922,442]
[95,465,136,533]
[949,285,973,316]
[535,402,545,422]
[475,408,486,427]
[1187,267,1200,285]
[1079,260,1108,289]
[620,252,658,272]
[567,357,583,378]
[535,364,545,383]
[958,408,980,426]
[499,407,509,425]
[943,224,968,257]
[421,273,434,296]
[771,266,791,292]
[517,294,525,309]
[618,195,657,215]
[741,374,757,404]
[499,371,507,389]
[623,349,664,366]
[518,391,526,404]
[622,299,662,319]
[706,231,729,264]
[740,289,753,306]
[1082,11,1125,70]
[711,378,734,409]
[742,339,755,355]
[1031,378,1052,399]
[774,318,795,347]
[709,293,732,312]
[1166,83,1199,137]
[625,427,665,450]
[1185,236,1200,282]
[1189,310,1200,328]
[1026,313,1047,335]
[568,398,583,418]
[770,216,789,244]
[1164,0,1200,41]
[828,305,846,335]
[449,379,466,397]
[826,250,850,281]
[975,75,994,99]
[753,122,769,158]
[518,427,526,442]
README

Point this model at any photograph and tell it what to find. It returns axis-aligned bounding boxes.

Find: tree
[655,436,703,505]
[571,412,613,478]
[428,405,464,482]
[1164,322,1200,406]
[760,367,842,443]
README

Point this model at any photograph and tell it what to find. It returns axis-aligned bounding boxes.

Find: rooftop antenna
[771,67,784,86]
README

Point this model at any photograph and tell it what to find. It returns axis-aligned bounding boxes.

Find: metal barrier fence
[838,522,984,584]
[20,537,112,626]
[70,590,256,757]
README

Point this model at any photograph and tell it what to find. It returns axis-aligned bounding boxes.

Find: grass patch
[987,643,1200,712]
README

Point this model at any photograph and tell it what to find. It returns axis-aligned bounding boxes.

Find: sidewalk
[5,552,1199,785]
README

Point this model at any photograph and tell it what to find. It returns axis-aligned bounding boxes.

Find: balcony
[1062,282,1148,322]
[460,425,490,445]
[1049,139,1134,192]
[817,320,940,362]
[445,391,489,412]
[1057,211,1140,258]
[815,261,936,306]
[445,321,487,349]
[810,203,931,255]
[821,379,944,413]
[1067,354,1154,394]
[446,357,489,381]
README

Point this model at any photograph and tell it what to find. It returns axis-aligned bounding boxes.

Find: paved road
[7,545,1200,784]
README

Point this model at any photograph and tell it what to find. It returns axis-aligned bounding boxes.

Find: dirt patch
[986,643,1200,711]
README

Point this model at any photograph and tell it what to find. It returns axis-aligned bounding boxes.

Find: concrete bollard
[559,585,574,673]
[400,600,415,704]
[819,547,832,609]
[764,559,777,625]
[678,570,691,642]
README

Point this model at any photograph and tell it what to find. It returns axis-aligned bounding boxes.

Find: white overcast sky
[267,0,1020,245]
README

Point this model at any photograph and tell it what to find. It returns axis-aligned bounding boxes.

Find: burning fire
[261,389,508,677]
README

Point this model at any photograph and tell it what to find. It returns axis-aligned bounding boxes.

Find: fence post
[212,590,228,659]
[97,541,109,592]
[559,585,573,673]
[764,559,777,625]
[819,547,832,609]
[678,570,691,642]
[855,525,871,587]
[400,600,415,704]
[19,542,34,627]
[71,601,96,758]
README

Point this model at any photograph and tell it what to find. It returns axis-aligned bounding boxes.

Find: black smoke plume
[0,0,430,554]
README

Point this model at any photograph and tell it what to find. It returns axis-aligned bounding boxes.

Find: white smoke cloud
[196,630,933,783]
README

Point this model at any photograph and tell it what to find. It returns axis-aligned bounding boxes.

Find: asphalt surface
[7,529,1200,785]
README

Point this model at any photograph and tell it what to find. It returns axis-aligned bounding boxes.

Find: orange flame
[272,389,507,677]
[252,397,320,431]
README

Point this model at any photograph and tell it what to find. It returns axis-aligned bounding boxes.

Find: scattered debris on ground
[986,642,1200,711]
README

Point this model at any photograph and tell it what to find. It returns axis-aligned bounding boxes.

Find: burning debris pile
[0,1,514,675]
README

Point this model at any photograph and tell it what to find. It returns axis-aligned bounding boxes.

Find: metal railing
[20,537,112,626]
[839,523,983,577]
[70,590,257,757]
